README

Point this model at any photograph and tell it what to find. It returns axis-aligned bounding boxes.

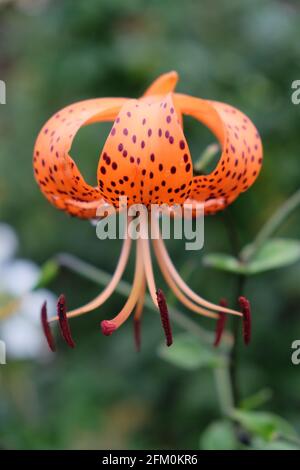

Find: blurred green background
[0,0,300,450]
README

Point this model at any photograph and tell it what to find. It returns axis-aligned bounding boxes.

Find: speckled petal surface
[97,94,193,207]
[174,93,263,214]
[33,98,127,218]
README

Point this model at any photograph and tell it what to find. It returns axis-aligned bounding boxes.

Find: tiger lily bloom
[33,71,262,351]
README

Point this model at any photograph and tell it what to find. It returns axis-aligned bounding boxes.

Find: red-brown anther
[214,298,228,347]
[57,294,75,348]
[133,318,141,352]
[156,288,173,347]
[239,296,252,345]
[41,301,56,352]
[101,320,117,336]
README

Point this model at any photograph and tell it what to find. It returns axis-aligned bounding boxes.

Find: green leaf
[252,438,300,450]
[242,238,300,273]
[203,239,300,276]
[194,143,220,173]
[200,420,238,450]
[33,259,60,289]
[240,388,273,411]
[203,253,247,275]
[232,410,297,442]
[158,333,224,370]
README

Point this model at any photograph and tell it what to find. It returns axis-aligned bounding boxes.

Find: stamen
[133,318,141,352]
[41,302,56,352]
[156,289,173,346]
[214,298,228,347]
[49,236,132,322]
[239,296,251,345]
[101,239,144,335]
[139,219,158,308]
[152,238,218,319]
[57,294,75,348]
[151,219,242,317]
[133,276,146,352]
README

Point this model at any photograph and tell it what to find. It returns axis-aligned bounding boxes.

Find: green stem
[193,143,220,175]
[214,274,246,419]
[213,210,253,447]
[243,188,300,261]
[220,211,245,406]
[222,210,241,259]
[214,364,234,416]
[221,215,253,446]
[55,253,224,346]
[229,274,246,407]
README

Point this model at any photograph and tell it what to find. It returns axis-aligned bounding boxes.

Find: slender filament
[101,238,145,332]
[151,217,242,317]
[139,237,159,308]
[134,274,146,322]
[152,239,218,319]
[139,211,159,308]
[49,235,132,322]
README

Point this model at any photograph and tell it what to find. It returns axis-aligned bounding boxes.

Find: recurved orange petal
[97,94,193,207]
[143,71,179,97]
[174,94,263,214]
[33,98,128,219]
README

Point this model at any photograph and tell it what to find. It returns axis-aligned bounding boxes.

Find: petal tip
[166,70,179,80]
[143,71,179,97]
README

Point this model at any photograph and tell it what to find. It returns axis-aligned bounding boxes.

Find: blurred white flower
[0,223,56,361]
[0,223,18,265]
[2,259,40,296]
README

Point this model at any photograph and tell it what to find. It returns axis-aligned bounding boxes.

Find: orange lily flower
[34,72,262,351]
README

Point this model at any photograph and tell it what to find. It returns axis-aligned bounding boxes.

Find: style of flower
[33,72,262,351]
